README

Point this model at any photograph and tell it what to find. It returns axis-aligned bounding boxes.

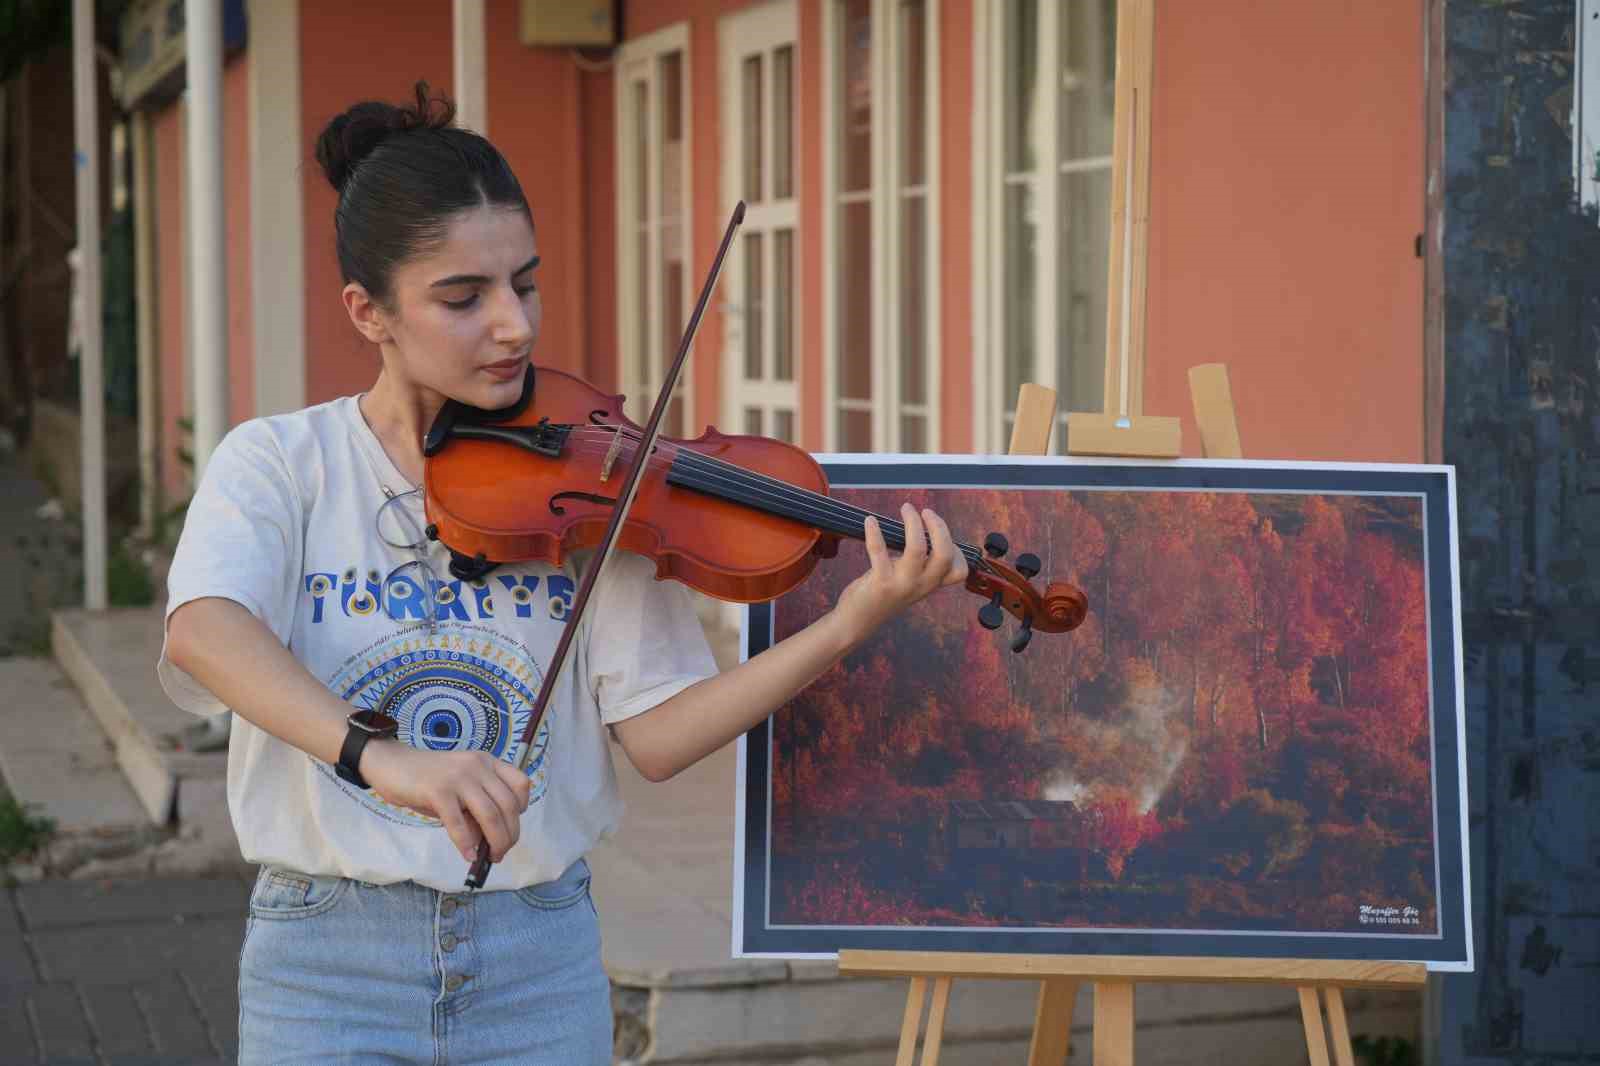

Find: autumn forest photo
[758,480,1445,943]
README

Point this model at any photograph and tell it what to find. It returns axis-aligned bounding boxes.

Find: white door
[720,1,800,442]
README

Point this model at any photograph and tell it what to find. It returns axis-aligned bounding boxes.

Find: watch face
[349,710,399,736]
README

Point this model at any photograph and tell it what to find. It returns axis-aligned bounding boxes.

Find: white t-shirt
[158,394,717,892]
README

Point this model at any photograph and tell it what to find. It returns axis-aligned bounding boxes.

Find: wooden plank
[1187,363,1243,459]
[1009,383,1059,456]
[1323,987,1356,1066]
[1065,412,1182,458]
[919,977,952,1066]
[1102,0,1155,418]
[894,976,927,1066]
[1092,981,1135,1066]
[837,951,1427,990]
[1026,979,1078,1066]
[1299,987,1332,1066]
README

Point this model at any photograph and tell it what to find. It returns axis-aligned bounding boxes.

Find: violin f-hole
[550,491,619,516]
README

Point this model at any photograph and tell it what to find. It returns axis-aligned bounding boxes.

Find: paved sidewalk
[1,875,250,1064]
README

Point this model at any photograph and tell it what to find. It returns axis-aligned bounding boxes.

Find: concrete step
[51,607,225,827]
[0,657,148,838]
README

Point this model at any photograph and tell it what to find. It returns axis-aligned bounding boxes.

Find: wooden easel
[838,949,1426,1066]
[837,3,1427,1057]
[838,368,1426,1066]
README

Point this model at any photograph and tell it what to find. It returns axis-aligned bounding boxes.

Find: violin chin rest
[424,366,538,456]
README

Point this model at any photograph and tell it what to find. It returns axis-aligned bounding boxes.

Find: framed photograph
[733,456,1471,971]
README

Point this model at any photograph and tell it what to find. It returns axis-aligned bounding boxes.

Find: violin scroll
[964,531,1088,653]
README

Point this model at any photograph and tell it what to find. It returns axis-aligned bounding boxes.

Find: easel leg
[919,977,952,1066]
[895,977,928,1066]
[1299,987,1332,1066]
[1322,987,1356,1066]
[1027,979,1079,1066]
[1092,981,1135,1066]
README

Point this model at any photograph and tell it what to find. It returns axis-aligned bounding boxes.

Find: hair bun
[315,81,457,195]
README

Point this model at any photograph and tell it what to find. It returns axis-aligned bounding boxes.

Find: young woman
[159,85,967,1064]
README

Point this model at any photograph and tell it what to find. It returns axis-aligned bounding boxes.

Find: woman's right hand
[360,742,532,862]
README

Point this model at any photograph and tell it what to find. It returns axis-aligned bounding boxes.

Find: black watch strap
[335,711,397,790]
[335,727,375,790]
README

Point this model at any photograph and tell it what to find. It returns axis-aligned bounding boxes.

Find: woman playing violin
[159,83,967,1064]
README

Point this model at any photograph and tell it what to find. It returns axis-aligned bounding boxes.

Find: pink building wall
[147,0,1429,503]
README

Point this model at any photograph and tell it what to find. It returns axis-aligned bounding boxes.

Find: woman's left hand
[830,503,969,646]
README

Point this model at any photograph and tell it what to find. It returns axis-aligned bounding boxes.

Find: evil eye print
[546,574,575,621]
[496,575,541,618]
[304,572,339,623]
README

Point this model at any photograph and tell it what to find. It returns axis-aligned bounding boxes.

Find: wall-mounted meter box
[520,0,615,47]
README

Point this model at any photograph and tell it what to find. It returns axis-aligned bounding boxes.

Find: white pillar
[186,0,228,475]
[248,0,305,416]
[453,0,487,134]
[72,0,107,609]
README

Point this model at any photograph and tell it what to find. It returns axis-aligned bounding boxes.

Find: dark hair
[314,82,530,307]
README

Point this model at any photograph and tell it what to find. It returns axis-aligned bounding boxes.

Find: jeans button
[440,897,459,916]
[441,933,458,952]
[445,974,466,993]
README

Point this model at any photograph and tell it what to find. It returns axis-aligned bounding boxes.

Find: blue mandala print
[324,626,550,824]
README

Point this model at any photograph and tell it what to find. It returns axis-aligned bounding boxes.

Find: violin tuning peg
[1015,552,1041,579]
[978,591,1005,630]
[984,532,1010,558]
[1010,616,1034,654]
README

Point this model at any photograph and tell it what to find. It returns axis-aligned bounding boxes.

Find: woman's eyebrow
[429,255,541,289]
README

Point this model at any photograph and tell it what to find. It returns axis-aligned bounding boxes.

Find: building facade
[124,0,1428,506]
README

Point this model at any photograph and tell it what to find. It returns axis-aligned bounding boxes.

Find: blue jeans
[238,858,611,1064]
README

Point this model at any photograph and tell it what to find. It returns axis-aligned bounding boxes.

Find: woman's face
[359,203,541,411]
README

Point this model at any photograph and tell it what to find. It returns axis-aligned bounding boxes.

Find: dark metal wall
[1436,0,1600,1060]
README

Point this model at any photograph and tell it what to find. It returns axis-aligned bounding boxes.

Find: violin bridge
[600,427,624,482]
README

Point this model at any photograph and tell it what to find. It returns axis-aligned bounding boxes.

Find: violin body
[424,366,841,603]
[424,363,1086,643]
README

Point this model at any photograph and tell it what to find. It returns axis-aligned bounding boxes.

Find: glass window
[995,0,1116,450]
[830,0,938,453]
[619,41,689,436]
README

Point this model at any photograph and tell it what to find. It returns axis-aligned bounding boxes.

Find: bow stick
[465,201,747,889]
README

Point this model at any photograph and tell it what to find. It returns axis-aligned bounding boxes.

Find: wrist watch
[335,709,399,790]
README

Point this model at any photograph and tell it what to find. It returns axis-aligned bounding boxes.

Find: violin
[438,202,1086,889]
[421,364,1088,649]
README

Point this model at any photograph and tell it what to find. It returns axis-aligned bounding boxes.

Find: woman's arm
[610,504,967,782]
[165,599,531,861]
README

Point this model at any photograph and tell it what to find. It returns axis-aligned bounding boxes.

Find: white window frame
[822,0,942,453]
[972,0,1117,453]
[615,23,693,431]
[719,1,802,443]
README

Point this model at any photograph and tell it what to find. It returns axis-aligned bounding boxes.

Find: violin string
[559,430,951,551]
[559,428,987,565]
[558,427,994,571]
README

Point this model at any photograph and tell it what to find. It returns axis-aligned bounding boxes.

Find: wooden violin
[421,364,1088,651]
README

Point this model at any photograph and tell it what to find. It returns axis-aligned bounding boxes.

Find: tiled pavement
[0,876,249,1064]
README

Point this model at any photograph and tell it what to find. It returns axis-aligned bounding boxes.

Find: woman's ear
[343,283,393,345]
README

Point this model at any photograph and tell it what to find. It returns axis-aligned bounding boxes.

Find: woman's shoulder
[212,397,358,488]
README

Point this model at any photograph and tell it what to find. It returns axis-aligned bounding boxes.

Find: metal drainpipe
[186,0,228,478]
[132,110,159,537]
[73,0,107,609]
